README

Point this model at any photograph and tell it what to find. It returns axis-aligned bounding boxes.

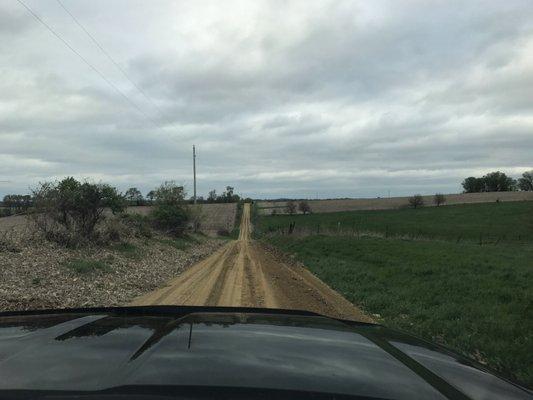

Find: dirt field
[131,204,371,322]
[256,191,533,214]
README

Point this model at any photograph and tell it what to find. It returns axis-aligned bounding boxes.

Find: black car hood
[0,306,530,400]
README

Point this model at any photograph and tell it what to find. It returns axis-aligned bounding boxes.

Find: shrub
[408,194,424,209]
[150,181,189,236]
[31,177,125,246]
[151,204,189,236]
[120,213,153,238]
[0,229,21,253]
[97,218,128,243]
[0,208,13,218]
[434,193,446,207]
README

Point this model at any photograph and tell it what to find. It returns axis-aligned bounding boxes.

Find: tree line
[462,170,533,193]
[122,185,246,206]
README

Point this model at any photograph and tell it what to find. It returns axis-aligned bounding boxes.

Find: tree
[146,190,156,204]
[298,200,311,214]
[408,194,424,209]
[221,186,240,203]
[154,181,185,205]
[286,200,297,215]
[125,187,144,206]
[207,190,217,203]
[482,171,516,192]
[462,177,485,193]
[433,193,446,207]
[518,170,533,191]
[2,194,32,212]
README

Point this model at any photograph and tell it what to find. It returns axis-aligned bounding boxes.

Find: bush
[149,181,189,236]
[408,194,424,209]
[120,213,153,238]
[151,204,189,236]
[31,177,125,246]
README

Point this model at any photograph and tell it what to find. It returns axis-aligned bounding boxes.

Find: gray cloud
[1,0,532,199]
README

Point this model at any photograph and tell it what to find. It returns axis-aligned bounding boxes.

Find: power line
[16,0,160,128]
[55,0,167,122]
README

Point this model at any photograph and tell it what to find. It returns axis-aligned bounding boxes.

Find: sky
[1,0,532,199]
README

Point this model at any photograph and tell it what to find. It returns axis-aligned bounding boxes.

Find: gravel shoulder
[0,233,225,311]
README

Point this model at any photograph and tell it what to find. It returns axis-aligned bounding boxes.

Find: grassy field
[257,201,533,243]
[259,201,533,387]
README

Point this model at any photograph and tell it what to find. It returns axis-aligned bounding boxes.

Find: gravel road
[131,204,372,322]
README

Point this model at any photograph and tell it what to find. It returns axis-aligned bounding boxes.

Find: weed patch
[111,242,143,259]
[64,258,109,274]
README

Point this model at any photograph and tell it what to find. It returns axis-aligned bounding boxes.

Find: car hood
[0,306,530,400]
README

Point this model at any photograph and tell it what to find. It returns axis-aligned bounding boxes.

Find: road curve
[131,204,372,322]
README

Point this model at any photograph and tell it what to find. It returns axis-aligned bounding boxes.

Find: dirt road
[131,204,371,322]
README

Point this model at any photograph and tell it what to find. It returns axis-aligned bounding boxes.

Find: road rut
[131,204,372,321]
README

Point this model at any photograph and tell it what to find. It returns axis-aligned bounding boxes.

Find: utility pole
[193,145,197,204]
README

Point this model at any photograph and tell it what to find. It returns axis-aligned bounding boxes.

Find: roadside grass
[266,234,533,387]
[229,227,240,239]
[257,201,533,243]
[64,258,110,274]
[156,233,204,250]
[229,203,244,239]
[111,242,143,259]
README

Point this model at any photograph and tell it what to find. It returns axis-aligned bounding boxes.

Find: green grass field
[259,201,533,387]
[257,201,533,243]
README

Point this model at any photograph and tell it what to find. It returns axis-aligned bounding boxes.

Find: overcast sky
[1,0,532,199]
